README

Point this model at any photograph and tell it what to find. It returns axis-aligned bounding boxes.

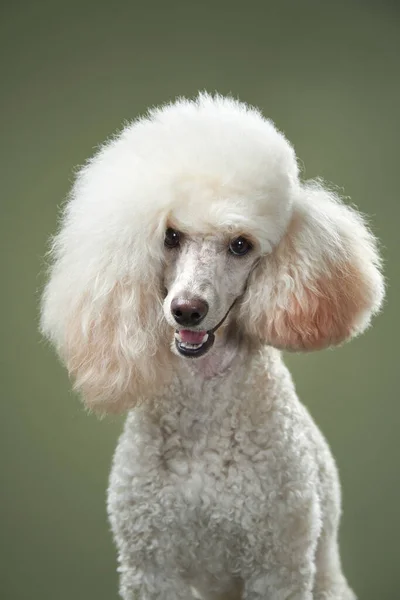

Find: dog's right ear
[41,276,170,414]
[240,181,384,351]
[40,164,171,414]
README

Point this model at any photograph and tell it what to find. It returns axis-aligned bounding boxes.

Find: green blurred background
[1,1,399,598]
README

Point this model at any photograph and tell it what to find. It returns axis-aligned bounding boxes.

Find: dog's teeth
[180,342,202,349]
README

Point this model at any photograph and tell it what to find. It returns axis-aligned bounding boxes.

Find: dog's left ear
[240,181,384,351]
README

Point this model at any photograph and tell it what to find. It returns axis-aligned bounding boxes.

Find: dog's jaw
[174,329,214,358]
[170,324,242,379]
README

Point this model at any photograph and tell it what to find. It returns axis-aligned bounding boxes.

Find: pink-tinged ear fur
[241,181,384,351]
[41,272,171,413]
[65,283,172,413]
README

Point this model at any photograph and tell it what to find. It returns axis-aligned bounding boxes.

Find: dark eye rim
[164,227,181,248]
[228,236,253,256]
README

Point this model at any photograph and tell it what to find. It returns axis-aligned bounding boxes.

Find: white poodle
[41,94,384,599]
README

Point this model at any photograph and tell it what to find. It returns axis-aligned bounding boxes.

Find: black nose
[171,297,209,327]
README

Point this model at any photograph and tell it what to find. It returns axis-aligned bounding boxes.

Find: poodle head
[41,93,384,412]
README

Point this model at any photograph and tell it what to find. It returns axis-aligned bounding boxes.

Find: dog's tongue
[179,330,207,343]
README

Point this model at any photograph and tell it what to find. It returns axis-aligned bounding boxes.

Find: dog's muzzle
[174,299,237,359]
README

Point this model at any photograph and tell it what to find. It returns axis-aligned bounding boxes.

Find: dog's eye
[229,236,252,256]
[164,228,181,248]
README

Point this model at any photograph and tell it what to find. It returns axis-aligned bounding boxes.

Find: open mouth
[174,329,215,358]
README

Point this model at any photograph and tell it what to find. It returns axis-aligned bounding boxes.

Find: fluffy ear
[240,181,384,351]
[40,168,171,413]
[41,265,171,414]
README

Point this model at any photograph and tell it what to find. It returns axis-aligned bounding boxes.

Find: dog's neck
[148,342,281,424]
[183,340,239,380]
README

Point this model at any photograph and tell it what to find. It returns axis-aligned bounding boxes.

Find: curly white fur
[41,93,384,599]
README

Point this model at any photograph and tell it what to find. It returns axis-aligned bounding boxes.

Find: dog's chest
[109,389,324,587]
[111,405,273,566]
